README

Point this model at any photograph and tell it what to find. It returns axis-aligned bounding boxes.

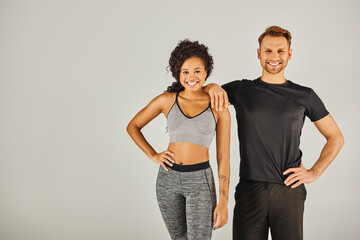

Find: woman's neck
[180,89,208,100]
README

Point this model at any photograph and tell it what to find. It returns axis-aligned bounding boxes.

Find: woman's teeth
[187,81,198,86]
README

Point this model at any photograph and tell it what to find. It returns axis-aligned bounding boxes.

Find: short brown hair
[258,26,292,47]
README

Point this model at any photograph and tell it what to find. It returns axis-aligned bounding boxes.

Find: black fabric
[167,161,210,172]
[233,180,306,240]
[222,78,329,184]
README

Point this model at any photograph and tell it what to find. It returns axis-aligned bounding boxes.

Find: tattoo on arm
[219,188,228,199]
[219,174,229,199]
[219,174,230,185]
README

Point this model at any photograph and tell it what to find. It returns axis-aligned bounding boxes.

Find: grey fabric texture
[167,93,216,149]
[156,166,217,240]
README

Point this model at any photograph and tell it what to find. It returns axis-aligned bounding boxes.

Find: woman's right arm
[126,93,175,171]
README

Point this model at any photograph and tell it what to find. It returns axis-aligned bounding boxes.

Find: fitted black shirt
[222,78,329,184]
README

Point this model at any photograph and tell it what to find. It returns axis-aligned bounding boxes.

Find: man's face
[257,36,292,75]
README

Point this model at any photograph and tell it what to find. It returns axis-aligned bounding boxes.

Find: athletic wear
[167,92,216,149]
[222,78,329,184]
[156,162,216,240]
[233,179,306,240]
[160,92,217,239]
[168,160,211,172]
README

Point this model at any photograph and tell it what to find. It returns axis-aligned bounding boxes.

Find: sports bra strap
[175,91,179,103]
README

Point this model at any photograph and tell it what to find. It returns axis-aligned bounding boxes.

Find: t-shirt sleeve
[306,89,329,122]
[221,80,240,105]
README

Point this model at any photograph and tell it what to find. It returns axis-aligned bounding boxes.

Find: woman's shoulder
[156,92,176,103]
[161,91,177,98]
[210,105,230,123]
[149,92,177,108]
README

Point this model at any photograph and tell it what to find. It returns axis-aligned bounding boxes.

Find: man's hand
[204,83,230,111]
[283,164,319,188]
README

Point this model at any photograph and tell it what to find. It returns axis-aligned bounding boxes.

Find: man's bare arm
[203,84,230,111]
[283,114,344,188]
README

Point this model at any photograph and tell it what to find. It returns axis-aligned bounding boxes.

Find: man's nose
[269,52,280,58]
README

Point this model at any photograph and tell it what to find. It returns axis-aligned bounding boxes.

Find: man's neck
[260,70,286,84]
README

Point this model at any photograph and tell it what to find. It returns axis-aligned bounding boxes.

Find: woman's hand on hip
[151,150,175,171]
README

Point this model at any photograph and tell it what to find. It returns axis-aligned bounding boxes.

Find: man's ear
[257,48,260,59]
[288,49,292,60]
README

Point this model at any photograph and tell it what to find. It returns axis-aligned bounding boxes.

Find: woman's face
[179,56,207,92]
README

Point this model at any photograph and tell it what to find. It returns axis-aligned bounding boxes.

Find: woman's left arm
[213,107,231,230]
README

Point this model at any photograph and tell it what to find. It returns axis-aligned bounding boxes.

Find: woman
[127,39,230,240]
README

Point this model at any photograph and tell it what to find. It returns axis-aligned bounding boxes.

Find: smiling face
[257,36,292,75]
[179,56,207,91]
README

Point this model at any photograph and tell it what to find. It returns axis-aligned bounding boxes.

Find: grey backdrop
[0,0,359,239]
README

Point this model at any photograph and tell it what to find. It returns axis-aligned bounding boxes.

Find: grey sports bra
[167,92,216,149]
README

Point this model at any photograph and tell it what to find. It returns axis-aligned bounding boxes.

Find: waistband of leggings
[168,161,210,172]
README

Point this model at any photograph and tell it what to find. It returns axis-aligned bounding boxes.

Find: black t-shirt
[222,78,329,184]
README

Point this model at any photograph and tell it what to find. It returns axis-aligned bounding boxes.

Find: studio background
[0,0,359,239]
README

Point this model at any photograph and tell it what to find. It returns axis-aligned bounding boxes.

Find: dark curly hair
[165,39,214,93]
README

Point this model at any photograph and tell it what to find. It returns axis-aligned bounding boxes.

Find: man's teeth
[268,62,280,66]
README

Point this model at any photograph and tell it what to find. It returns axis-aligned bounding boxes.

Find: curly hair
[165,39,214,93]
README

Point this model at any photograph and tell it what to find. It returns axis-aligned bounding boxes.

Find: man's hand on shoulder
[203,83,230,111]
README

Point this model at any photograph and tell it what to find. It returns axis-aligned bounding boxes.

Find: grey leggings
[156,163,217,240]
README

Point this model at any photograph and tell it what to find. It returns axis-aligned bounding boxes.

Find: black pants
[233,179,306,240]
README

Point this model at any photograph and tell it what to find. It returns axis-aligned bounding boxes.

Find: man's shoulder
[222,79,254,87]
[287,80,312,93]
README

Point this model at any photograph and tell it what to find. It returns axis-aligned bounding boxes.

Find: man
[204,26,344,240]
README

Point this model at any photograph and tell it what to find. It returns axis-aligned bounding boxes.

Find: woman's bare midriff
[167,142,209,165]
